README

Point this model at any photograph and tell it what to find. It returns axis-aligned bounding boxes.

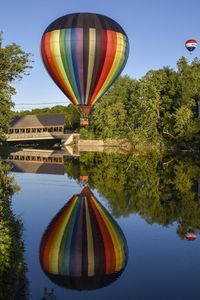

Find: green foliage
[63,104,80,129]
[91,100,127,138]
[79,127,95,139]
[90,76,136,139]
[0,33,32,142]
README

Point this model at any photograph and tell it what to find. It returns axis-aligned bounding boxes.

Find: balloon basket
[78,105,91,126]
[80,118,89,127]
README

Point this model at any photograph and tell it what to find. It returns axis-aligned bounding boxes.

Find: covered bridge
[8,114,65,135]
[6,113,80,144]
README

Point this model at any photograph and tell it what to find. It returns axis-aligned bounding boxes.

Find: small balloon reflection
[39,187,128,290]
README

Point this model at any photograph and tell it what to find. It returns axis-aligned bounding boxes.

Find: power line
[15,101,67,106]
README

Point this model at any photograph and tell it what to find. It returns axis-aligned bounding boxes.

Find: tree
[85,76,136,139]
[128,72,161,144]
[0,33,32,142]
[174,57,200,147]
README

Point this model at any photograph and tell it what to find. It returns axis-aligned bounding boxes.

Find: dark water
[6,150,200,299]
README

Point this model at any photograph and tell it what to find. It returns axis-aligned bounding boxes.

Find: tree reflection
[64,152,200,240]
[0,161,28,299]
[40,187,128,290]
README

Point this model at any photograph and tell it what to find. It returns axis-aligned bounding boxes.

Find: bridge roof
[9,114,65,128]
[9,161,64,175]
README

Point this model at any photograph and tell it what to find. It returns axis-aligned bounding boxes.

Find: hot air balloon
[40,187,128,290]
[41,13,129,126]
[185,39,197,54]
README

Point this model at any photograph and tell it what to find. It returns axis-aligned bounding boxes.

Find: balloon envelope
[41,13,129,111]
[185,39,197,53]
[40,187,128,290]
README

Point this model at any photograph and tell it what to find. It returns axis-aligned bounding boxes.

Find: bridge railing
[6,132,63,140]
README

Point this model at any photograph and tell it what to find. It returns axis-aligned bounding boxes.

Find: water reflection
[7,147,79,175]
[39,187,128,290]
[64,152,200,241]
[8,148,200,241]
[7,148,65,175]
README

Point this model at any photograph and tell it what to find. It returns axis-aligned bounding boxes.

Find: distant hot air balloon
[185,39,197,54]
[41,13,129,125]
[40,187,128,290]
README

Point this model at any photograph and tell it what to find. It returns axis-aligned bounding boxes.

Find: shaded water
[2,149,200,299]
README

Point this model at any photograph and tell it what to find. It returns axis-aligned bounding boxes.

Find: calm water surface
[9,150,200,299]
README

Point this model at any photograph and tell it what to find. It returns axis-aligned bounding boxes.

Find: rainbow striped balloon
[41,13,129,111]
[40,187,128,290]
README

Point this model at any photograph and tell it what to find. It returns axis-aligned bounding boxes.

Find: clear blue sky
[1,0,200,110]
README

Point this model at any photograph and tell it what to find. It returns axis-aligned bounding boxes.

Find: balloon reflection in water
[40,187,128,290]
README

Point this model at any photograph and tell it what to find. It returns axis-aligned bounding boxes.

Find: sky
[1,0,200,110]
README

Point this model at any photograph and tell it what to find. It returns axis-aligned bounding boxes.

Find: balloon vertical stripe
[87,194,105,275]
[90,30,117,104]
[92,32,128,105]
[41,13,129,109]
[70,29,82,104]
[63,29,81,104]
[84,197,95,275]
[40,195,77,273]
[91,193,126,271]
[88,194,116,274]
[41,32,78,105]
[50,30,77,103]
[48,31,78,104]
[70,197,83,276]
[59,197,80,275]
[76,29,84,103]
[85,28,96,105]
[41,33,68,101]
[59,29,80,104]
[87,29,108,105]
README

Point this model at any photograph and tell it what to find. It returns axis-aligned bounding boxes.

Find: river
[3,148,200,299]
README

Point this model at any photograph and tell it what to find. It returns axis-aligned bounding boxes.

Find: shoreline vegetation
[0,161,28,299]
[0,35,30,298]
